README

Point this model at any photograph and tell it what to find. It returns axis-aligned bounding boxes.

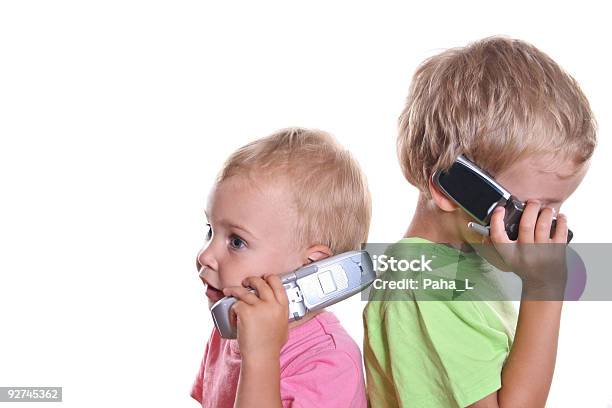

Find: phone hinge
[285,285,303,304]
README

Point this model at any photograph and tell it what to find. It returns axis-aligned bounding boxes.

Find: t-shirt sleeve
[280,349,366,408]
[365,300,512,407]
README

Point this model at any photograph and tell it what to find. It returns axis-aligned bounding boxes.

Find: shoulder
[281,311,362,373]
[364,299,514,351]
[279,312,366,407]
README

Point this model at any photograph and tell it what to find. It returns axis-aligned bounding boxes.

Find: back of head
[218,127,371,253]
[397,36,597,195]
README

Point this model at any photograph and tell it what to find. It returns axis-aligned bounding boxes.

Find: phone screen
[436,161,505,222]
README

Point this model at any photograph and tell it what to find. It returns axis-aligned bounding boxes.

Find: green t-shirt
[363,237,518,407]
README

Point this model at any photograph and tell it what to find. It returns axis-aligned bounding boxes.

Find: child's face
[462,153,588,266]
[196,176,306,309]
[492,154,588,215]
[467,154,587,233]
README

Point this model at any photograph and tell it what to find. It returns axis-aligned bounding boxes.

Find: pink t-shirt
[191,311,367,408]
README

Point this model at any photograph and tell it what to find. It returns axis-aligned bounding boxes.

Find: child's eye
[228,234,247,250]
[204,223,213,241]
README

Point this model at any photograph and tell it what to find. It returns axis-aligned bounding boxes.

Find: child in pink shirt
[191,128,371,408]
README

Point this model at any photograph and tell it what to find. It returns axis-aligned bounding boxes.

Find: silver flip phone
[210,250,375,339]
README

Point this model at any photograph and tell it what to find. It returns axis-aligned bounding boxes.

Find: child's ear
[428,174,459,212]
[305,245,333,265]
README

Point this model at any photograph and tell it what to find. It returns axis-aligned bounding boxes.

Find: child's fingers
[535,206,554,243]
[243,276,274,302]
[489,206,511,244]
[552,213,569,244]
[517,200,541,244]
[266,274,289,306]
[222,286,259,305]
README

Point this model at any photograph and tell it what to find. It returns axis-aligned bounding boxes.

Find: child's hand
[487,200,568,298]
[222,275,289,360]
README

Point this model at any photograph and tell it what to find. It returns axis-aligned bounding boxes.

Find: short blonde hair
[218,128,371,253]
[398,36,597,196]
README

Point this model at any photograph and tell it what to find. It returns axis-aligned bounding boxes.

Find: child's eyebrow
[536,168,577,180]
[224,222,257,240]
[204,211,257,239]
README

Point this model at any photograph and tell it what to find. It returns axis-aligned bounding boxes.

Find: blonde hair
[398,36,597,196]
[218,128,371,253]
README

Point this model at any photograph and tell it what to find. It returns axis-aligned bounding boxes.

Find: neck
[404,193,475,253]
[288,309,323,330]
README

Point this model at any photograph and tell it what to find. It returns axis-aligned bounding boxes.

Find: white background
[1,1,610,407]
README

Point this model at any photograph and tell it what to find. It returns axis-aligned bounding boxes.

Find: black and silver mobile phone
[432,155,573,242]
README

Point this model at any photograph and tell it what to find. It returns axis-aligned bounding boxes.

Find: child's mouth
[205,283,225,304]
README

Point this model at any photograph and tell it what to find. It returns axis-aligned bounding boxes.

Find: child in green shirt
[364,37,596,407]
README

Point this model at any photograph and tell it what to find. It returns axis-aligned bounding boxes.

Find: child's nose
[196,245,218,275]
